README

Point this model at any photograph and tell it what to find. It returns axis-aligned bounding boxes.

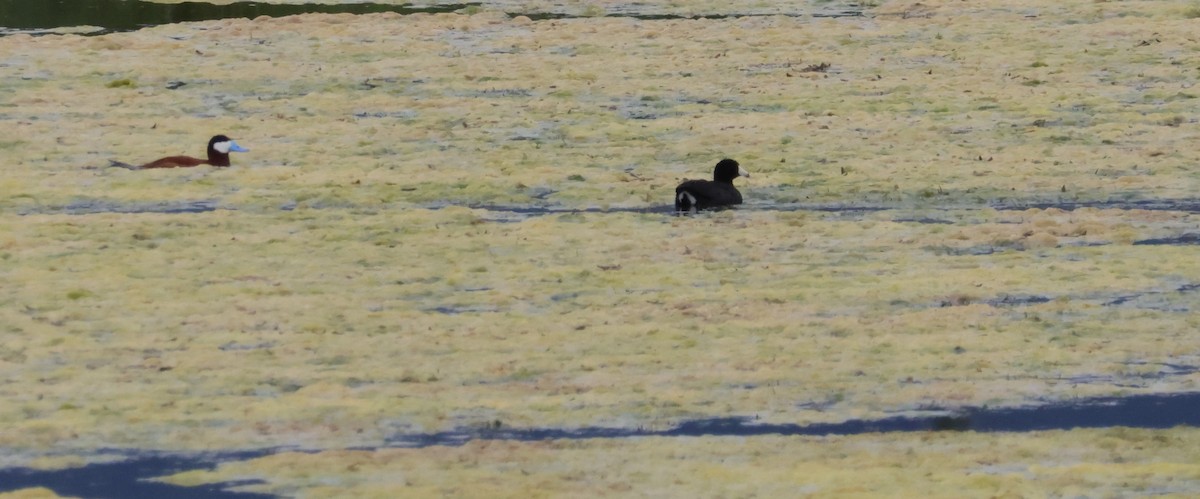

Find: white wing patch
[678,191,698,213]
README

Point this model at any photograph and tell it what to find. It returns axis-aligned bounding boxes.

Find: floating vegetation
[5,1,1200,496]
[6,393,1200,496]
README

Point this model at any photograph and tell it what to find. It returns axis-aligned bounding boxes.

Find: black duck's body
[675,159,749,213]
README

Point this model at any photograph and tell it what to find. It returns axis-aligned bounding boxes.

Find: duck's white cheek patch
[213,141,232,154]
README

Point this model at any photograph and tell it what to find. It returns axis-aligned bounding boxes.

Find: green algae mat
[4,0,1200,496]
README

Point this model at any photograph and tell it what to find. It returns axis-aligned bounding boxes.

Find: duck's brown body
[136,135,247,169]
[140,155,222,169]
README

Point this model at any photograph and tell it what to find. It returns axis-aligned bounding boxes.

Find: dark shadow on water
[892,217,955,224]
[390,392,1200,447]
[3,392,1199,497]
[1103,282,1200,311]
[0,0,477,35]
[0,449,279,499]
[994,198,1200,214]
[468,203,672,217]
[0,0,863,35]
[520,9,863,22]
[469,196,1200,219]
[1133,234,1200,246]
[18,199,221,215]
[984,294,1052,307]
[19,200,880,217]
[465,202,890,220]
[20,196,1200,218]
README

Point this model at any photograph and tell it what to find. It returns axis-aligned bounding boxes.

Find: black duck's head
[714,158,749,182]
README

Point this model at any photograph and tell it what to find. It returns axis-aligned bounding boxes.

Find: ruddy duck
[675,158,749,213]
[111,135,249,169]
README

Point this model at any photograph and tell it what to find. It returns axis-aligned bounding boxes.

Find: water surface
[3,392,1198,498]
[0,0,863,35]
[0,0,475,34]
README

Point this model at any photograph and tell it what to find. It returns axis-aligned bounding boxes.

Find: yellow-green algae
[4,0,1200,495]
[0,489,67,499]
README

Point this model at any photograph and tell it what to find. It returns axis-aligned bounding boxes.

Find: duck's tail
[675,190,697,214]
[107,160,141,170]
